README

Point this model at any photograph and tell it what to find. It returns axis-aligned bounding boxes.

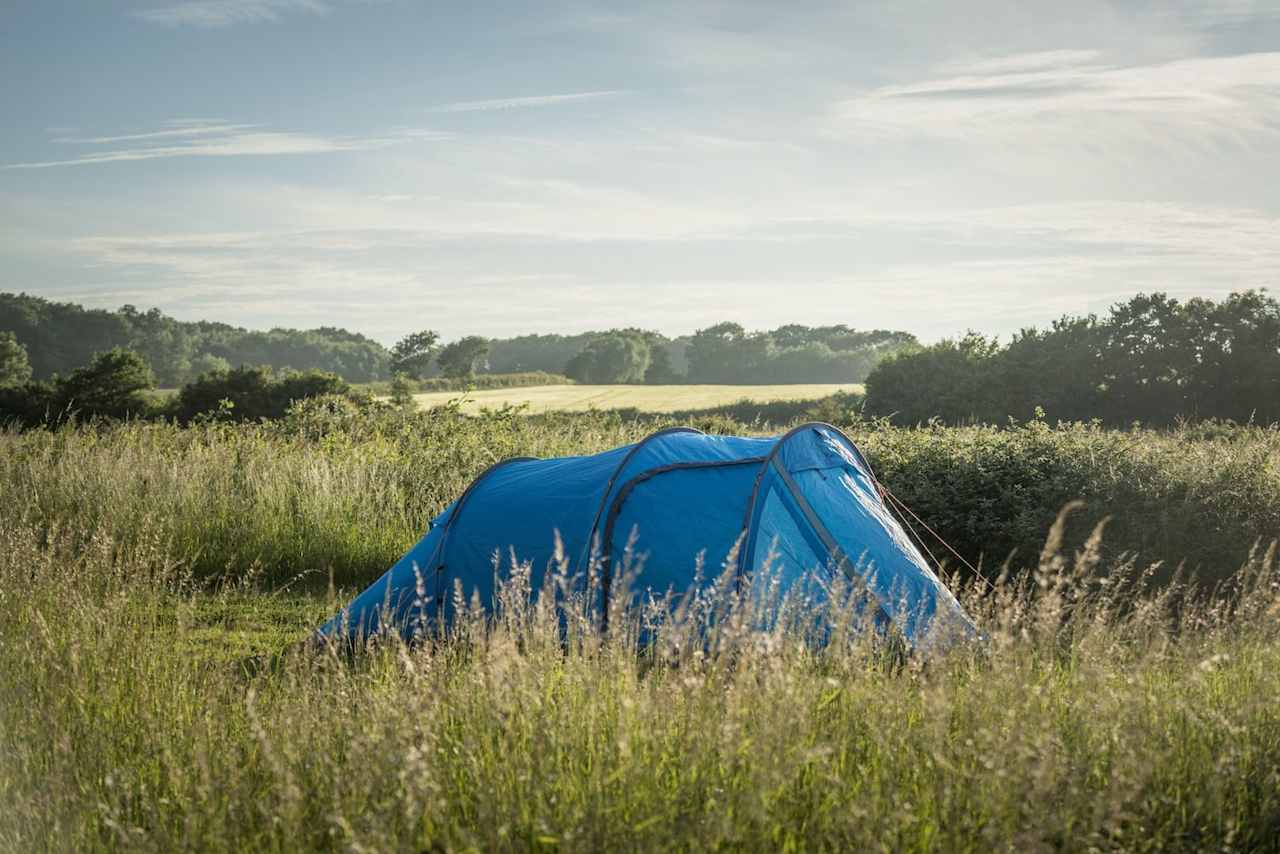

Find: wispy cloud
[832,50,1280,144]
[427,91,623,113]
[132,0,328,28]
[3,122,448,170]
[52,120,257,145]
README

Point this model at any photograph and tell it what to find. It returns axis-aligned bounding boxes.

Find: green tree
[436,336,490,380]
[685,322,748,383]
[188,352,232,379]
[0,331,32,387]
[55,348,155,420]
[863,333,998,423]
[1179,290,1280,423]
[389,372,417,409]
[564,333,652,384]
[992,316,1106,422]
[389,330,440,379]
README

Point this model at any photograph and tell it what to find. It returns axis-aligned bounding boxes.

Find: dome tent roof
[318,423,977,651]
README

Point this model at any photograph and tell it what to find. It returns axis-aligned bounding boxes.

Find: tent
[318,423,977,651]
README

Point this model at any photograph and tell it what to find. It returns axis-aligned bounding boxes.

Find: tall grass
[1,513,1278,851]
[2,408,1277,588]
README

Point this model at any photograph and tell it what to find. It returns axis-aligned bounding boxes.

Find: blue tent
[318,423,977,650]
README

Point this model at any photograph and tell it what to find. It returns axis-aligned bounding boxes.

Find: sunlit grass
[1,516,1278,851]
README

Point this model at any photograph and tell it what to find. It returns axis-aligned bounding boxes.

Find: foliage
[564,332,652,383]
[684,322,912,384]
[436,335,490,379]
[56,348,156,420]
[188,351,231,378]
[2,409,1276,589]
[168,366,352,423]
[0,292,391,385]
[862,333,998,424]
[486,332,599,374]
[485,332,684,381]
[3,291,917,388]
[415,371,573,391]
[0,347,157,426]
[0,331,32,387]
[388,373,417,409]
[388,330,440,379]
[865,290,1280,426]
[2,514,1280,851]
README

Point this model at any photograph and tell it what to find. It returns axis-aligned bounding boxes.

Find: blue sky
[3,0,1280,344]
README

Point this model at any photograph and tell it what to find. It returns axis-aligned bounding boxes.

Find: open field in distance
[411,382,864,413]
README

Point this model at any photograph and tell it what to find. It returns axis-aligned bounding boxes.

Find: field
[410,382,864,414]
[2,405,1279,851]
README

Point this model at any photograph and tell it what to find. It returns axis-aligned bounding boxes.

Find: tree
[0,292,393,383]
[188,352,232,379]
[1181,290,1280,423]
[0,331,32,387]
[55,348,155,420]
[389,373,417,409]
[863,333,998,423]
[169,366,350,423]
[436,336,490,380]
[644,341,682,383]
[685,322,749,383]
[564,333,652,384]
[993,316,1106,422]
[389,330,440,379]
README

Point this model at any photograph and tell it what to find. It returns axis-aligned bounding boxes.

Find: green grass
[3,409,1276,589]
[3,409,1280,850]
[1,515,1278,851]
[410,382,865,414]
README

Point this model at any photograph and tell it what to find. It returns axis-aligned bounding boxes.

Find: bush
[2,409,1276,589]
[169,366,351,423]
[0,348,157,427]
[413,372,573,392]
[55,348,156,421]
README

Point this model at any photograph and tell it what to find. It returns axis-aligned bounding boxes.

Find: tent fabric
[318,423,977,650]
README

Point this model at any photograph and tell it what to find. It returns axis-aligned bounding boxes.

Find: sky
[3,0,1280,345]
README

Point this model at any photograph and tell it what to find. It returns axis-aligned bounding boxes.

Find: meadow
[409,382,865,414]
[2,402,1280,851]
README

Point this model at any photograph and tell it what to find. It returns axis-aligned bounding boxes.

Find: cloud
[427,91,623,113]
[3,122,448,169]
[831,50,1280,145]
[60,199,1280,342]
[132,0,328,28]
[52,120,257,145]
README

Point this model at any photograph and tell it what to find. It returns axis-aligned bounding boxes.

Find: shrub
[170,366,351,423]
[414,371,573,392]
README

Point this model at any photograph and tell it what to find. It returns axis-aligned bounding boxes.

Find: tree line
[863,290,1280,426]
[0,292,390,386]
[1,292,912,387]
[0,339,358,427]
[478,324,914,385]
